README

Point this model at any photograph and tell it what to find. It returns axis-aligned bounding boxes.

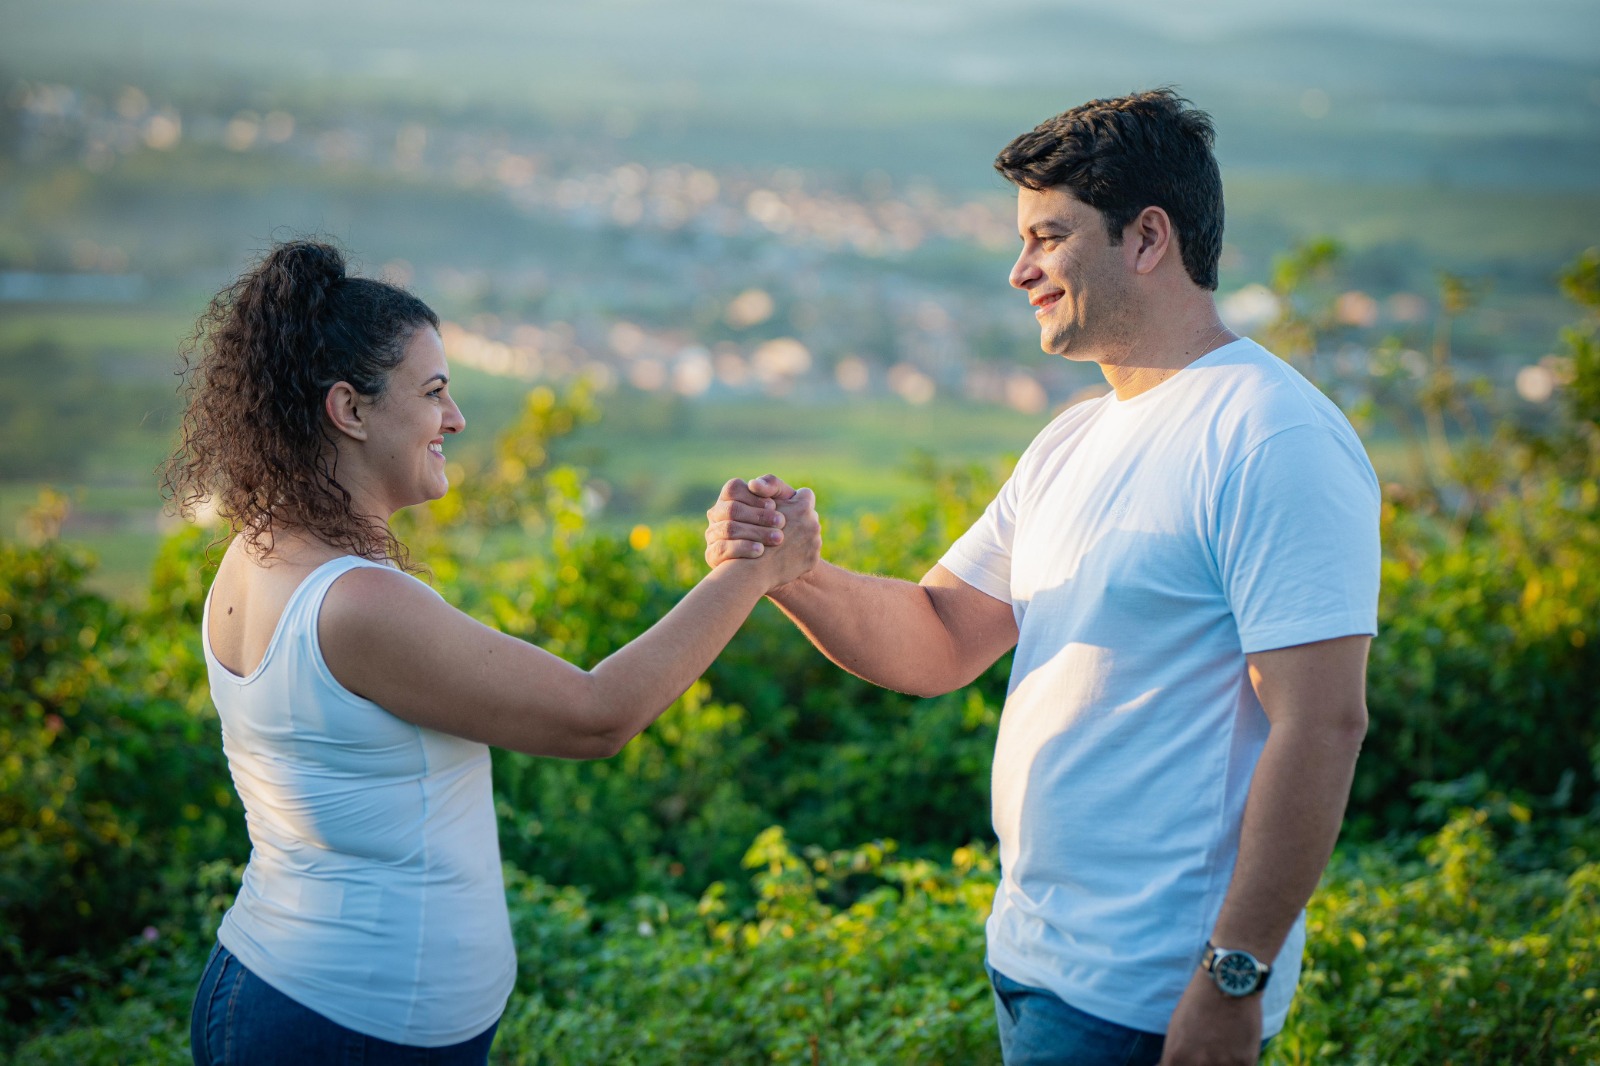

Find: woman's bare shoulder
[318,562,453,645]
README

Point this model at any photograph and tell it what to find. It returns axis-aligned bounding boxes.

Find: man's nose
[1010,250,1039,290]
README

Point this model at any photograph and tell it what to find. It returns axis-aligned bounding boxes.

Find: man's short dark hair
[994,89,1223,290]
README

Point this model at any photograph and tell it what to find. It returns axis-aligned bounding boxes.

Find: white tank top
[203,555,515,1046]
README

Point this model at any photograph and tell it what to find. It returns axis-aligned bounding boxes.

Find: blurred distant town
[8,77,1568,419]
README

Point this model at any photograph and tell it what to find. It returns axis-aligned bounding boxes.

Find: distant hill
[3,0,1596,190]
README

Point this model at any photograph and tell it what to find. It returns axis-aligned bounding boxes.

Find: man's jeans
[190,940,500,1065]
[988,963,1167,1066]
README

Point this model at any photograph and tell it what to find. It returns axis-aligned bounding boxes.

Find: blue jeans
[988,963,1166,1066]
[190,941,499,1065]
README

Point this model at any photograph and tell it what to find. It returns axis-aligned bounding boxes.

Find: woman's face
[361,327,465,513]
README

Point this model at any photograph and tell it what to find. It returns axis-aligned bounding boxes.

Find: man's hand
[705,474,803,567]
[1158,968,1262,1065]
[745,487,821,591]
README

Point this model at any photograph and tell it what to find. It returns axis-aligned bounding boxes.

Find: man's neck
[1096,314,1236,401]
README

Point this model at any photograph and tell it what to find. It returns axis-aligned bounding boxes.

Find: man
[706,90,1379,1065]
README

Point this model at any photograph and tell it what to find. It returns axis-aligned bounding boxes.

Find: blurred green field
[1222,177,1600,284]
[0,304,195,352]
[556,390,1036,518]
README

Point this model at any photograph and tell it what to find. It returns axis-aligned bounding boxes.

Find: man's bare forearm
[1209,716,1365,959]
[1206,636,1371,960]
[768,561,1004,697]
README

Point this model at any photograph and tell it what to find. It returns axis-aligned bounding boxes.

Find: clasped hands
[704,474,817,591]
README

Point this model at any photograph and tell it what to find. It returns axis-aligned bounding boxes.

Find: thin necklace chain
[1198,323,1236,355]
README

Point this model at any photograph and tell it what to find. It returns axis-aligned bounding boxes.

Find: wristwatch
[1200,941,1272,997]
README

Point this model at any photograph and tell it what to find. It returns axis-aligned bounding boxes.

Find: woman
[164,240,818,1064]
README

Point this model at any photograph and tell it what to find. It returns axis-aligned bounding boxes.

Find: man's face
[1008,186,1133,361]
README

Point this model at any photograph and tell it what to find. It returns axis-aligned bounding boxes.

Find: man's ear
[1127,206,1174,276]
[324,382,368,441]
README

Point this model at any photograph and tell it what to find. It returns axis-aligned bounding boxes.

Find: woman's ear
[324,382,368,441]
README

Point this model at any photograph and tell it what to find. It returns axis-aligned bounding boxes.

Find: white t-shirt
[203,555,515,1047]
[940,339,1380,1036]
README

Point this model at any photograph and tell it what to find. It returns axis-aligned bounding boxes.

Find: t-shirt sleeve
[1213,423,1381,654]
[938,472,1020,604]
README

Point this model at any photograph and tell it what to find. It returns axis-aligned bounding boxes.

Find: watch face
[1213,951,1260,996]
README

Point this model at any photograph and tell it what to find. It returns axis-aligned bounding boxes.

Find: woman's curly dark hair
[162,239,439,568]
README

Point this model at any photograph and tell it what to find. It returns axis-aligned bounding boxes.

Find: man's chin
[1040,335,1074,358]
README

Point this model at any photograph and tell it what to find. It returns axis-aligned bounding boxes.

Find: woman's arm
[318,492,820,759]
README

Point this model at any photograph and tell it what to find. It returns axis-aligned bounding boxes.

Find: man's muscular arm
[705,476,1018,697]
[1160,634,1370,1066]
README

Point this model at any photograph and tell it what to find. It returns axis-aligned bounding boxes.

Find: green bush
[0,533,237,1030]
[2,859,241,1061]
[1356,252,1600,828]
[10,810,1596,1064]
[1278,805,1600,1064]
[474,513,1007,897]
[492,829,1000,1066]
[490,809,1600,1065]
[416,437,1009,899]
[1360,473,1600,828]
